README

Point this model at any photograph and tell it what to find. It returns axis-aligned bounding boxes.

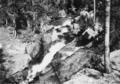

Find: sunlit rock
[3,54,31,78]
[64,75,98,84]
[26,42,40,58]
[110,50,120,71]
[73,23,80,34]
[59,9,67,17]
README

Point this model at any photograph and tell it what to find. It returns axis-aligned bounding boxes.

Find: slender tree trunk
[94,0,96,24]
[104,0,112,73]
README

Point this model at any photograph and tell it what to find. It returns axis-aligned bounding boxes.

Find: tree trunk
[104,0,112,73]
[94,0,96,24]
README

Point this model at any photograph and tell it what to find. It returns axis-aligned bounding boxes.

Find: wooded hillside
[0,0,120,84]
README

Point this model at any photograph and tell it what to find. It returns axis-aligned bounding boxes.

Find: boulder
[3,54,31,77]
[110,50,120,71]
[52,49,97,82]
[64,75,98,84]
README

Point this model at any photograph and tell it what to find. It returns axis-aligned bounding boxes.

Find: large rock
[1,40,31,77]
[3,54,31,77]
[110,50,120,71]
[0,33,41,79]
[64,75,99,84]
[52,48,97,82]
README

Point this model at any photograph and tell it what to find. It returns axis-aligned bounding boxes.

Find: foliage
[0,0,120,83]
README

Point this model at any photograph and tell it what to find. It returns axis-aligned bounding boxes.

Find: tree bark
[104,0,112,73]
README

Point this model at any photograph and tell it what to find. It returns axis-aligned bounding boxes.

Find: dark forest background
[0,0,120,52]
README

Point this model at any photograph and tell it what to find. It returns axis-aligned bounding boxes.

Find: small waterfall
[26,41,66,82]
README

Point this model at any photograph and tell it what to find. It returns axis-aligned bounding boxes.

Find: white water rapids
[22,41,66,83]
